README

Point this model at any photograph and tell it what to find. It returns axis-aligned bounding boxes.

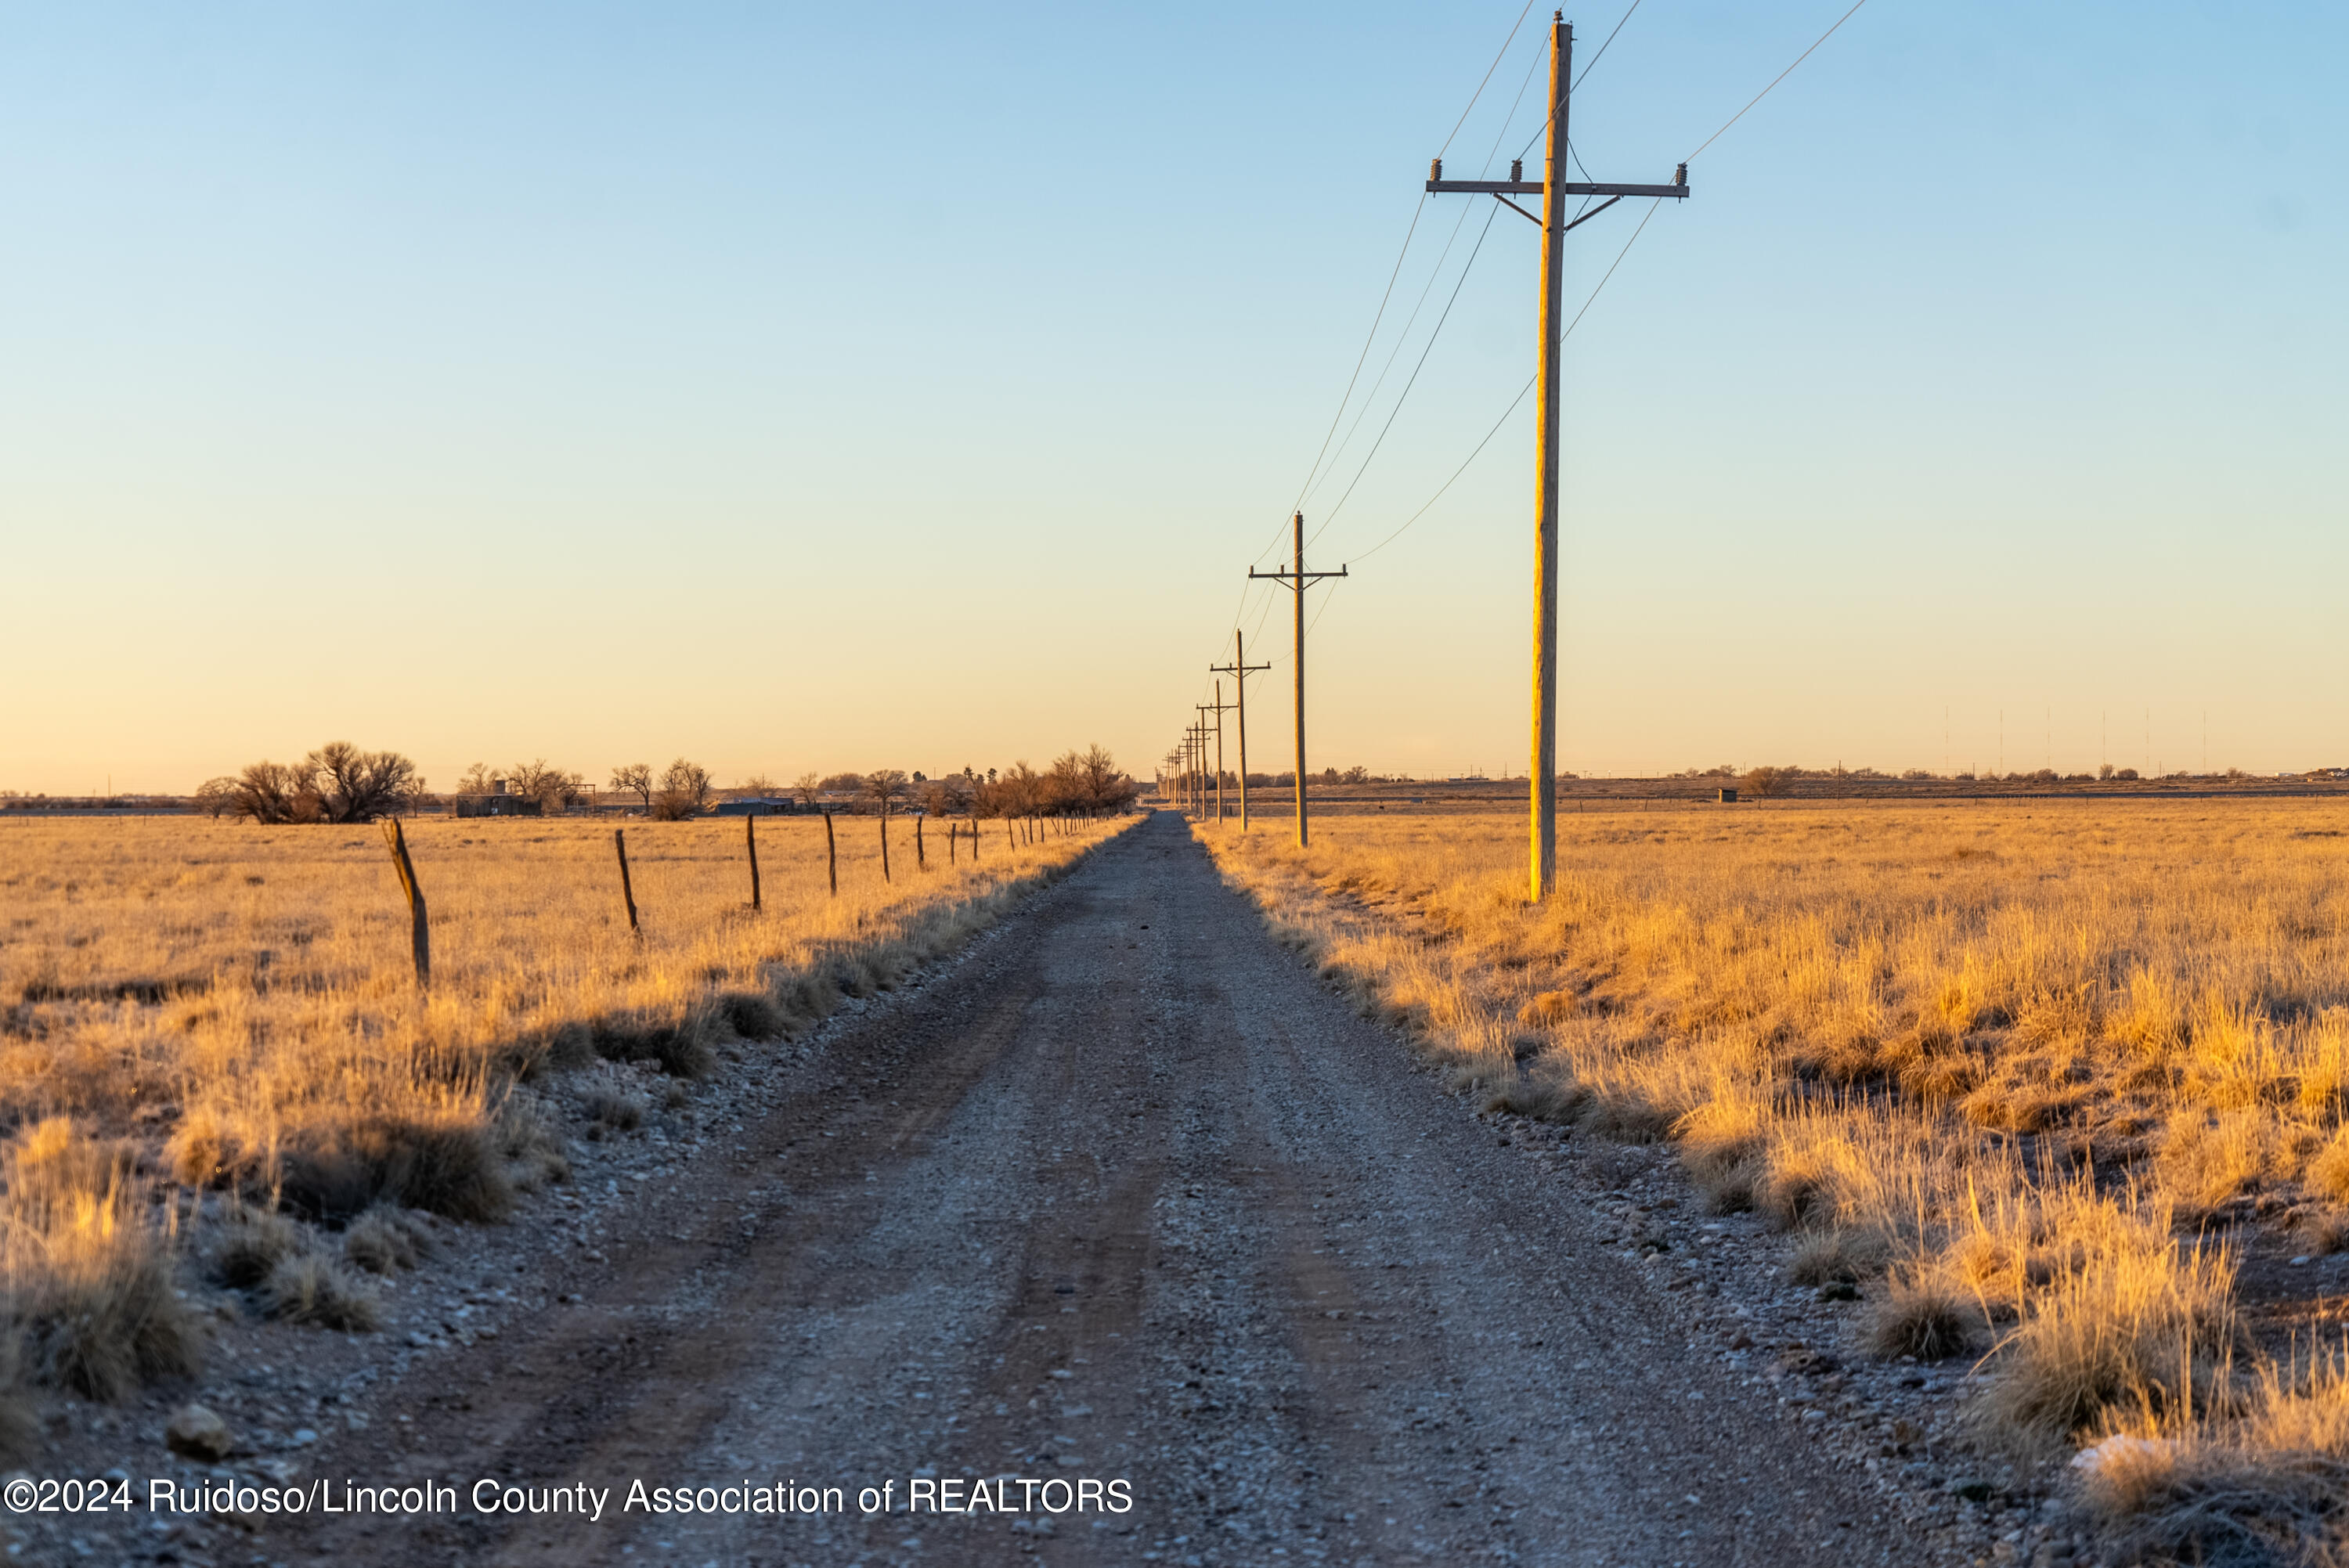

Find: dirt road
[284,812,1923,1566]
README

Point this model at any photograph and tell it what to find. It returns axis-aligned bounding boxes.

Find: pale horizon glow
[2,2,2343,796]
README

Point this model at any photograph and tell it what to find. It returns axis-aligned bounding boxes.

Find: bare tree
[610,763,655,810]
[457,762,494,795]
[308,742,421,822]
[507,759,583,812]
[738,773,780,798]
[225,744,417,824]
[865,769,909,817]
[193,777,241,820]
[651,758,713,820]
[792,771,822,809]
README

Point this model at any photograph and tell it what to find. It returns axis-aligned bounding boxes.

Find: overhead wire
[1302,201,1501,550]
[1348,193,1665,565]
[1330,0,1878,572]
[1515,0,1647,161]
[1685,0,1871,163]
[1218,2,1550,679]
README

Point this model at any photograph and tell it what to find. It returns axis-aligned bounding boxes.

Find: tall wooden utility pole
[1426,11,1690,899]
[1211,631,1271,830]
[1249,510,1347,846]
[1197,685,1237,826]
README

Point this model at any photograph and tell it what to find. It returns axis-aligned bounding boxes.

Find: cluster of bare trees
[608,760,713,820]
[453,759,588,810]
[198,742,423,824]
[796,748,1135,820]
[196,743,1135,827]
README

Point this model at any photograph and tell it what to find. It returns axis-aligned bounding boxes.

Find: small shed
[715,797,796,816]
[455,795,543,819]
[1717,787,1739,803]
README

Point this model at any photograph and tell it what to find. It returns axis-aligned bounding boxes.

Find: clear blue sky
[2,2,2340,792]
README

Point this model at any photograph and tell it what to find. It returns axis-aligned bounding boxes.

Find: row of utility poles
[1168,11,1689,899]
[1167,506,1341,846]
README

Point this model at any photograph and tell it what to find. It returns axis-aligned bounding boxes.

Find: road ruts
[279,811,1926,1567]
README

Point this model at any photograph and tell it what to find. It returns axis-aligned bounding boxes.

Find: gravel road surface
[282,811,1924,1566]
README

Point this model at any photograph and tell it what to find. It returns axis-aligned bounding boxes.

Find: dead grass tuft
[0,1119,201,1400]
[342,1207,431,1275]
[258,1252,381,1332]
[1866,1266,1980,1361]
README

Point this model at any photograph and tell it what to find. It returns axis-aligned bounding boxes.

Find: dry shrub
[2157,1110,2278,1214]
[579,1087,647,1137]
[210,1206,300,1289]
[2306,1127,2349,1204]
[258,1253,381,1332]
[2081,1349,2349,1567]
[342,1208,431,1275]
[716,990,786,1041]
[270,1111,513,1223]
[0,1119,200,1400]
[497,1093,568,1194]
[1867,1265,1980,1361]
[1676,1091,1767,1213]
[1972,1217,2237,1448]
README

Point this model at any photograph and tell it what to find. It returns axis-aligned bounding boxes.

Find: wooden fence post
[746,813,762,911]
[948,821,957,866]
[879,808,892,883]
[970,810,981,862]
[614,827,640,932]
[823,811,838,896]
[380,818,429,986]
[915,814,926,871]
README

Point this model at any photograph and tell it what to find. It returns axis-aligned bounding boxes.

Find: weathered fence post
[915,814,926,871]
[948,821,958,866]
[380,818,430,986]
[970,810,981,862]
[614,827,640,932]
[879,808,892,883]
[823,810,837,896]
[746,813,762,911]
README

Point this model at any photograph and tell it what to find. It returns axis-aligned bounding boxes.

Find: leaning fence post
[380,818,429,986]
[823,810,838,896]
[745,813,762,911]
[614,827,640,932]
[879,808,892,883]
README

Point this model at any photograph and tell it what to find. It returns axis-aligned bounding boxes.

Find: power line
[1438,0,1540,158]
[1304,203,1502,551]
[1348,195,1667,565]
[1685,0,1872,163]
[1517,0,1647,160]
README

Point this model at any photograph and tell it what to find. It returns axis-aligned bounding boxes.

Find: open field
[1200,799,2349,1564]
[0,811,1128,1434]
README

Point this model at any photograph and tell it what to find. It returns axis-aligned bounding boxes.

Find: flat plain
[1203,795,2349,1564]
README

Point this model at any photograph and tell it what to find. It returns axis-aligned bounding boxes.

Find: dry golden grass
[1201,799,2349,1545]
[0,810,1127,1405]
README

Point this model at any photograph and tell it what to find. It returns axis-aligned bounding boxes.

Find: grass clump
[342,1207,432,1275]
[0,1119,200,1401]
[258,1253,381,1332]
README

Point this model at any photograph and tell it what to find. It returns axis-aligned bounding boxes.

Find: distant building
[454,794,543,819]
[714,797,799,816]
